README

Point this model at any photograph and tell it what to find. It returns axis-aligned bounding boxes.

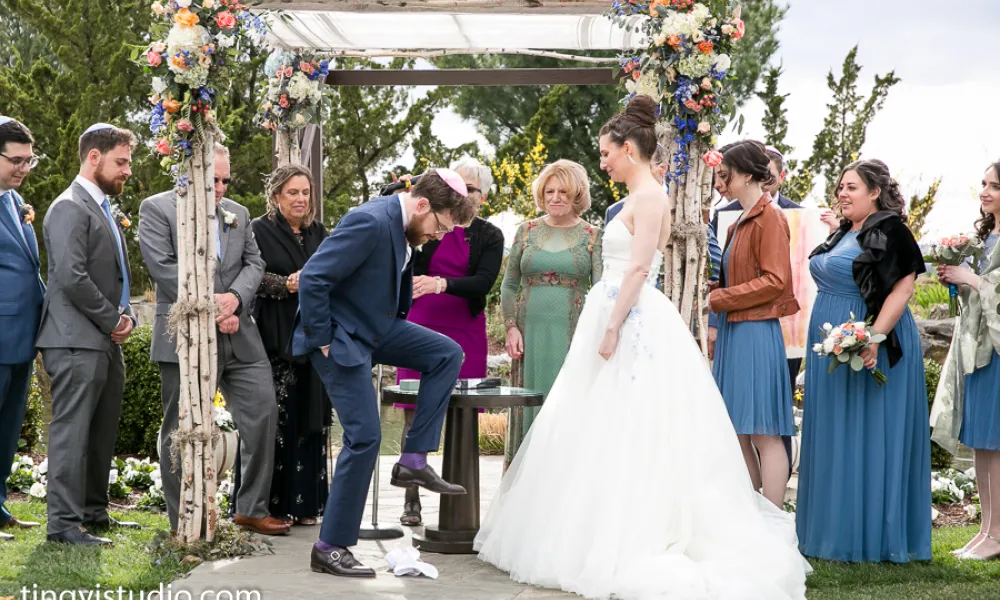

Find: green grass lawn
[806,526,1000,599]
[0,500,193,597]
[3,499,1000,599]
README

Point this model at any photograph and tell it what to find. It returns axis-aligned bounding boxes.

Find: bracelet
[435,277,442,294]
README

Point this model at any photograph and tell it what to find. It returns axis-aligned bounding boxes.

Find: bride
[474,96,811,600]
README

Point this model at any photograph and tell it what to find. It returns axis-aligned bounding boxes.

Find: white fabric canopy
[263,11,645,51]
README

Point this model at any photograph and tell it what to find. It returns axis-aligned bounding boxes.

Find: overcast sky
[426,0,1000,241]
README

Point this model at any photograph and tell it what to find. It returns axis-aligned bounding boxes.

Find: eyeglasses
[0,153,40,170]
[466,185,482,195]
[432,212,454,235]
[215,177,231,185]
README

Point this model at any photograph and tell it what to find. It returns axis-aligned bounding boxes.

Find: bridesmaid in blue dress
[797,159,931,563]
[933,159,1000,561]
[710,140,800,508]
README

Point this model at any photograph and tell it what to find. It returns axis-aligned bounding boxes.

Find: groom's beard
[95,161,126,196]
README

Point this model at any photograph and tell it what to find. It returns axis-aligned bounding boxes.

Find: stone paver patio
[176,455,575,599]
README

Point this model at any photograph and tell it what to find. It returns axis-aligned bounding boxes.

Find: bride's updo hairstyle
[720,140,775,188]
[599,94,659,162]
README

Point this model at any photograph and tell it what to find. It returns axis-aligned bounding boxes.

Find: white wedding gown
[474,219,811,600]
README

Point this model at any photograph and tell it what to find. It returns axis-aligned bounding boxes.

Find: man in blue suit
[0,117,44,540]
[295,169,476,577]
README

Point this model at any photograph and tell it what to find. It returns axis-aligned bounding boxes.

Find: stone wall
[917,318,954,365]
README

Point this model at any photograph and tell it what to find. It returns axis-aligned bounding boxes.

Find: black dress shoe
[47,527,112,546]
[85,516,141,530]
[310,545,376,578]
[0,531,13,541]
[390,463,467,495]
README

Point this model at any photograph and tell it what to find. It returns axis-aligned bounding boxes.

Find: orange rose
[173,8,200,28]
[649,0,670,14]
[162,98,181,113]
[697,41,714,54]
[631,69,642,81]
[667,35,682,49]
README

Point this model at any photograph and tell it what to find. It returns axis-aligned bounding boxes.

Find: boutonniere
[19,203,35,225]
[220,208,238,230]
[111,205,131,229]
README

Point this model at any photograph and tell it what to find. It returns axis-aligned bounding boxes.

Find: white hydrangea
[29,482,46,499]
[286,71,321,103]
[690,3,711,23]
[676,53,716,79]
[660,12,701,38]
[625,71,662,100]
[152,77,168,94]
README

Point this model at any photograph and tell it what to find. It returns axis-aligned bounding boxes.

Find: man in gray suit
[138,143,287,536]
[37,124,139,546]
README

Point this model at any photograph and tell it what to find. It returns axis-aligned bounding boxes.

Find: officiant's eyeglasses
[215,177,232,185]
[0,153,40,170]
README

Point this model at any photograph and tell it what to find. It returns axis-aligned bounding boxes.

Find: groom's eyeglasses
[215,177,232,185]
[0,153,40,170]
[433,212,454,235]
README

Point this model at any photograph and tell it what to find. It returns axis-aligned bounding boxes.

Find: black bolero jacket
[411,217,504,317]
[809,211,925,367]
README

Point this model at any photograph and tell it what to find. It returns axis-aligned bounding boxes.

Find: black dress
[232,210,330,520]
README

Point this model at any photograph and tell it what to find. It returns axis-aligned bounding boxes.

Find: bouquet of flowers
[923,234,985,316]
[609,0,744,182]
[812,314,888,386]
[135,0,269,183]
[256,50,330,132]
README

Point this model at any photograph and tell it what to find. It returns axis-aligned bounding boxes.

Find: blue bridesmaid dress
[961,233,1000,450]
[796,230,932,563]
[712,235,794,436]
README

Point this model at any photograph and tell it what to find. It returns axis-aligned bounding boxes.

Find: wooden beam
[257,0,609,14]
[325,68,625,86]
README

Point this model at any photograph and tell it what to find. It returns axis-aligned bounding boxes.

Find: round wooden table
[382,384,544,554]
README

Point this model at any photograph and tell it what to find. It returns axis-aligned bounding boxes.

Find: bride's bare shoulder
[631,183,668,213]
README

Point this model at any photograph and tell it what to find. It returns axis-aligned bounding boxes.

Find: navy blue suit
[0,189,44,523]
[294,196,462,547]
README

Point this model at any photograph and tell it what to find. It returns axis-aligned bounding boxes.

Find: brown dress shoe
[0,517,40,529]
[234,514,290,536]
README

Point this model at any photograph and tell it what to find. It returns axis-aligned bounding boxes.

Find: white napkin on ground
[385,546,439,579]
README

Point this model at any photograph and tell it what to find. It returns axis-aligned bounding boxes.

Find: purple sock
[315,540,344,553]
[399,452,427,470]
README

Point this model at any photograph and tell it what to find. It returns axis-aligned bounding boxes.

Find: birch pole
[276,129,302,166]
[170,131,220,544]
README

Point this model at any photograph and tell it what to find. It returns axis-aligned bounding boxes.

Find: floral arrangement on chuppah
[256,49,331,165]
[134,0,268,545]
[609,0,745,352]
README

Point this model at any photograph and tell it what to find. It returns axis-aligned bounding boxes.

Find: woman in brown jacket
[709,140,800,507]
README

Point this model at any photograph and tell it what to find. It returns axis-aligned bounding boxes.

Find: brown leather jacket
[710,194,800,322]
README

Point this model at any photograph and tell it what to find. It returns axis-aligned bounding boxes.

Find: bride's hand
[598,327,620,361]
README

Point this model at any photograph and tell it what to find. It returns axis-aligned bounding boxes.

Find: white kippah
[0,116,13,127]
[83,123,116,134]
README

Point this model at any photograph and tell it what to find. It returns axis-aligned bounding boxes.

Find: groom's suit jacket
[0,189,44,364]
[138,191,267,364]
[293,195,413,366]
[36,181,135,351]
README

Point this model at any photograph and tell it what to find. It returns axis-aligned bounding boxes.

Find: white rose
[841,335,857,349]
[692,30,704,43]
[714,54,732,72]
[29,482,46,499]
[152,77,168,94]
[176,0,192,7]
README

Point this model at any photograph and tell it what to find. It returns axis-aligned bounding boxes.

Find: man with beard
[0,116,45,541]
[294,169,475,577]
[37,123,139,545]
[139,143,288,537]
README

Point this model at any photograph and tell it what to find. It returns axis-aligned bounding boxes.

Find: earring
[627,154,638,165]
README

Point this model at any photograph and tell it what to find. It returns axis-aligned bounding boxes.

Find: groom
[294,169,475,577]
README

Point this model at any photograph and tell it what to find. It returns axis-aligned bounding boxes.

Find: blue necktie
[100,198,130,310]
[1,192,29,251]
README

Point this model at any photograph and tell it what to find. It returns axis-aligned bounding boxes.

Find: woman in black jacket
[395,158,504,525]
[248,164,330,526]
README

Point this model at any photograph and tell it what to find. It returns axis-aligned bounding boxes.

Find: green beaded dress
[502,218,603,469]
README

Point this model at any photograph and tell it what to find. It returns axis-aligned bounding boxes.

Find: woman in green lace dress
[502,159,603,471]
